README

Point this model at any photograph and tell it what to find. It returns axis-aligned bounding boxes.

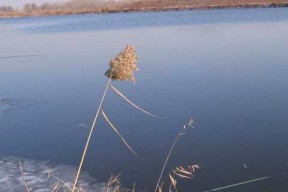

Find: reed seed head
[105,45,138,83]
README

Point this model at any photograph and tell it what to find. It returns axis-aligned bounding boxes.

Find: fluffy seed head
[105,45,138,83]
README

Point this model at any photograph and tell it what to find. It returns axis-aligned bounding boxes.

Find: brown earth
[0,0,288,18]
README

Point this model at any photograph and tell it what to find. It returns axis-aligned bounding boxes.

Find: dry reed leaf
[169,174,177,189]
[106,173,121,192]
[105,45,138,83]
[156,181,165,192]
[48,171,73,191]
[193,164,200,168]
[173,164,200,180]
[190,164,200,172]
[108,174,120,186]
[173,170,193,179]
[51,183,60,192]
[101,109,141,158]
[110,84,164,118]
[177,166,193,175]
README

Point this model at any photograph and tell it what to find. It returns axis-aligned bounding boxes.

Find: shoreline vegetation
[0,0,288,19]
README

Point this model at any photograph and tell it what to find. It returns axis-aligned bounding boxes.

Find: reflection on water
[1,8,288,192]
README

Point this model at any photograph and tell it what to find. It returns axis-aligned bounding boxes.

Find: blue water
[1,8,288,191]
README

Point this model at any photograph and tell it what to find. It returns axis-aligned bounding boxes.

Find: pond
[0,8,288,191]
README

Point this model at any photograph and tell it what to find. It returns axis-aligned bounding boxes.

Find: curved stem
[72,77,112,192]
[110,84,166,118]
[154,133,183,192]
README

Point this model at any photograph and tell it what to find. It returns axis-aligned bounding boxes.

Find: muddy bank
[1,0,288,18]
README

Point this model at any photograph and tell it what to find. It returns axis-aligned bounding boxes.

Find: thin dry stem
[154,119,194,192]
[110,84,165,118]
[101,109,141,158]
[105,173,121,192]
[154,133,184,192]
[51,183,61,192]
[72,77,112,192]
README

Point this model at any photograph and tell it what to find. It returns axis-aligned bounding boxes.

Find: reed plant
[72,45,161,191]
[71,44,200,192]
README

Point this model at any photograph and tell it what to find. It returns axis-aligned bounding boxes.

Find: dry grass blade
[101,109,141,158]
[48,170,73,191]
[110,84,165,118]
[169,174,177,190]
[106,173,121,192]
[173,171,192,179]
[156,181,165,192]
[19,162,30,192]
[51,183,61,192]
[189,164,200,173]
[177,166,193,175]
[173,164,200,179]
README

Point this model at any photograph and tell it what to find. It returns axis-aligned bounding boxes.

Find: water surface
[1,8,288,191]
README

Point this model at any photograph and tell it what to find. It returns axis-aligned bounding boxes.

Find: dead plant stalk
[72,45,138,191]
[72,77,112,192]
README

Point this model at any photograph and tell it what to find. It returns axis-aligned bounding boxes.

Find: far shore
[1,0,288,19]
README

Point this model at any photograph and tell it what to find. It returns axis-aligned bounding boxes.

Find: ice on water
[0,156,115,192]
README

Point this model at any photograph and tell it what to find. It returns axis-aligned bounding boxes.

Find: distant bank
[1,0,288,18]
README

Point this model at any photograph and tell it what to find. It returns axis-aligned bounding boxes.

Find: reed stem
[72,77,112,192]
[154,132,184,192]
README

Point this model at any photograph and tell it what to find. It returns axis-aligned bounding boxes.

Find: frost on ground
[0,156,117,192]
